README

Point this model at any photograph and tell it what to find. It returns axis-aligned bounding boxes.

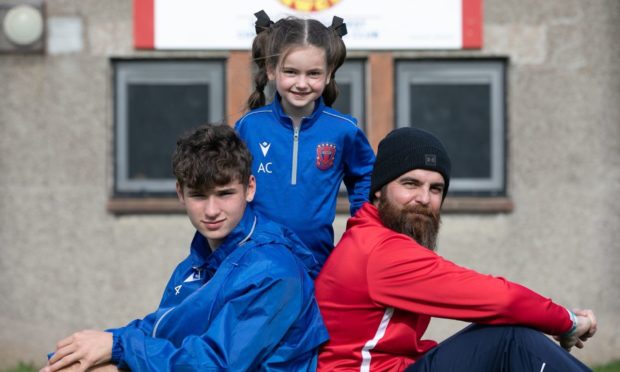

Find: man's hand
[40,330,113,372]
[557,309,597,351]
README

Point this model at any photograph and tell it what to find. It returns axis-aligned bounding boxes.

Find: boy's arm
[107,254,194,337]
[114,274,304,370]
[44,272,305,372]
[104,311,157,337]
[43,298,167,371]
[343,127,376,215]
[45,258,189,371]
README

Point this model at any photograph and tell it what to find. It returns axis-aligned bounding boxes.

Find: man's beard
[377,193,441,251]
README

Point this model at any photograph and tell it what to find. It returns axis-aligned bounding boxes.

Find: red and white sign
[134,0,482,50]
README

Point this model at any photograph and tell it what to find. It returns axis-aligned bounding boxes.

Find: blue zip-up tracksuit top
[235,95,376,267]
[107,205,329,371]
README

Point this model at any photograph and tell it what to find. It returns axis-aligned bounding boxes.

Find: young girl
[235,10,376,267]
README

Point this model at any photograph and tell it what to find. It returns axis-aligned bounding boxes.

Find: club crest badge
[316,143,337,170]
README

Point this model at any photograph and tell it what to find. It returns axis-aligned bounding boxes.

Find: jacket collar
[270,93,326,130]
[188,204,258,271]
[347,202,382,230]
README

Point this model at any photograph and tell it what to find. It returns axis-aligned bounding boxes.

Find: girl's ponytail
[322,79,340,107]
[322,16,348,107]
[247,11,274,110]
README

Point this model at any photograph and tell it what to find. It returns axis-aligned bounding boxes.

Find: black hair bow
[254,10,274,35]
[329,16,347,37]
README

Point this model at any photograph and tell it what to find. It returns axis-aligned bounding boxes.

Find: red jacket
[315,203,572,372]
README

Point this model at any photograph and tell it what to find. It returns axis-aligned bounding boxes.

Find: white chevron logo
[259,142,271,157]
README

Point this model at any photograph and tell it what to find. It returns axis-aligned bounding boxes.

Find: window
[333,59,365,131]
[332,60,366,197]
[396,60,506,196]
[113,60,225,195]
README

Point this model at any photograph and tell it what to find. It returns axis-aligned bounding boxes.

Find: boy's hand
[40,362,121,372]
[41,330,113,372]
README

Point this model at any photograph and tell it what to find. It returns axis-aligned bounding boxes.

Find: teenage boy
[315,127,597,372]
[42,123,328,371]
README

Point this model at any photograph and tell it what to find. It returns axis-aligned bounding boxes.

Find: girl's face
[269,45,330,119]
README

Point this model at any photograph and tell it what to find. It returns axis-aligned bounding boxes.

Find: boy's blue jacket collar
[189,203,321,279]
[188,203,258,271]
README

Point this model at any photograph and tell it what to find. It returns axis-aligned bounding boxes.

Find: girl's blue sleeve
[111,271,307,371]
[343,127,376,215]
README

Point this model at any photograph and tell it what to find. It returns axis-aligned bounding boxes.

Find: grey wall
[0,0,618,368]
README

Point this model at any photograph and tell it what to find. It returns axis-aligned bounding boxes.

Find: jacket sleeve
[106,312,158,370]
[105,256,195,369]
[111,259,308,371]
[106,312,157,340]
[343,127,376,215]
[105,274,186,368]
[367,235,573,336]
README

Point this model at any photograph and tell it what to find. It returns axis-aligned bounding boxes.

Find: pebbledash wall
[0,0,618,368]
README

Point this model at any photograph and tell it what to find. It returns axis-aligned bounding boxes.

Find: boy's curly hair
[172,123,253,191]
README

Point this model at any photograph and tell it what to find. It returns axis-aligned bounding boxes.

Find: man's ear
[246,175,257,202]
[175,182,185,205]
[372,189,381,206]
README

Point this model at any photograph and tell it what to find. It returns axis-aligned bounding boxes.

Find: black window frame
[333,59,366,131]
[395,58,507,197]
[112,59,225,196]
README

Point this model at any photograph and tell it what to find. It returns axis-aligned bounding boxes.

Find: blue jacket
[108,205,329,371]
[235,95,375,267]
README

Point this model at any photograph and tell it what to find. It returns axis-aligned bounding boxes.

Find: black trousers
[405,324,592,372]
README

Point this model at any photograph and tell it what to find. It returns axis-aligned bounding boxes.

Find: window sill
[441,196,514,213]
[107,197,184,215]
[335,196,514,215]
[108,196,513,215]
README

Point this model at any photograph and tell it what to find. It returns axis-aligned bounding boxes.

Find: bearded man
[315,127,597,372]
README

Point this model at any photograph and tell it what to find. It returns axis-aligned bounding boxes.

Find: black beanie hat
[370,127,451,202]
